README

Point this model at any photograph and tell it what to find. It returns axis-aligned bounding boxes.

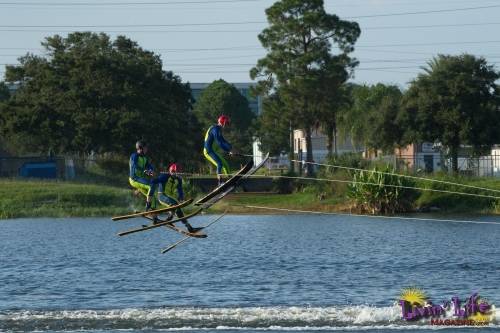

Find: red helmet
[218,115,230,126]
[169,163,179,173]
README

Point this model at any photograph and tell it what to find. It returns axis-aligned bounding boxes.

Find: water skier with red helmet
[203,115,234,185]
[157,163,201,233]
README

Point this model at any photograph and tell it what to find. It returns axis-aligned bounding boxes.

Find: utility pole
[289,120,295,174]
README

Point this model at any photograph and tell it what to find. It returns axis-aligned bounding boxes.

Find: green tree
[371,92,404,152]
[255,91,290,156]
[365,85,403,153]
[316,82,352,157]
[250,0,360,175]
[0,82,10,102]
[0,82,11,154]
[338,83,403,154]
[193,79,255,158]
[337,84,366,150]
[401,54,500,172]
[0,32,198,164]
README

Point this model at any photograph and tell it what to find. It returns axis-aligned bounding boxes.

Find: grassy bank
[415,176,500,214]
[212,177,500,215]
[207,192,350,214]
[0,179,133,218]
[1,175,500,218]
[0,178,350,218]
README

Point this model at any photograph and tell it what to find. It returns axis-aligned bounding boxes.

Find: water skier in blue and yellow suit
[204,115,234,185]
[129,140,162,212]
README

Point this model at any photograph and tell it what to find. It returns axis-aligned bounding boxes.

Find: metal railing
[387,154,500,177]
[3,153,500,180]
[0,156,115,180]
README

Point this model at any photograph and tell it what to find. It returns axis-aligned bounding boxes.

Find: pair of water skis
[111,153,269,253]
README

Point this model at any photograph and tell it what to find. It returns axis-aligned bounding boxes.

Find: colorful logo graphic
[398,287,495,326]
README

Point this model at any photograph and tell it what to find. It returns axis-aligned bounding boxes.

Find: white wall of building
[293,128,362,163]
[252,139,288,170]
[491,149,500,177]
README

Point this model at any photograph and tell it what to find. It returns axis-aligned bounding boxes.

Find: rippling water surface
[1,214,499,332]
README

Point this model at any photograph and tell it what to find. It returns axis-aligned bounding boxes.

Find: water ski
[117,208,203,237]
[243,152,270,180]
[195,160,254,206]
[195,153,270,208]
[111,198,193,221]
[143,214,207,238]
[161,211,227,253]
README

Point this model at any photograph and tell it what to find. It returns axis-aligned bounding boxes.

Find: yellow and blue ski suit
[204,124,231,174]
[157,173,186,219]
[129,152,162,197]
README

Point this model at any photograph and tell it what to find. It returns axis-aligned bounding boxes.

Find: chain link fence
[0,156,126,182]
[3,153,500,180]
[387,154,500,177]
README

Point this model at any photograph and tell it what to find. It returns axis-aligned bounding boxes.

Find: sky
[1,0,500,89]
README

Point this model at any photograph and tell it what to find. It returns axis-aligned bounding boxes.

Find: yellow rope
[238,204,500,225]
[244,174,500,200]
[292,159,500,195]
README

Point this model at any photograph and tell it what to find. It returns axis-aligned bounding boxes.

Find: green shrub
[311,153,373,200]
[324,152,371,173]
[415,174,499,212]
[95,154,129,174]
[272,170,297,194]
[73,154,128,186]
[347,166,419,214]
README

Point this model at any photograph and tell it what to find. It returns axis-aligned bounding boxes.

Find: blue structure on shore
[19,161,57,179]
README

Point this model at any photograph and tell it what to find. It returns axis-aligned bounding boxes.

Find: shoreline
[1,179,499,219]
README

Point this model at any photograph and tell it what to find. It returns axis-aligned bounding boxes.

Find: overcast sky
[1,0,500,88]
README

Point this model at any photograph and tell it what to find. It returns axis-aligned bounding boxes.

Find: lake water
[1,213,499,332]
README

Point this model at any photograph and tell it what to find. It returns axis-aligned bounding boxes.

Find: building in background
[252,139,288,171]
[395,142,442,173]
[395,143,500,176]
[490,146,500,177]
[5,82,20,94]
[293,128,363,163]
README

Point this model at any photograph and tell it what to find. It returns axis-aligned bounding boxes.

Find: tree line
[1,0,499,175]
[251,0,500,174]
[258,53,500,173]
[0,33,255,171]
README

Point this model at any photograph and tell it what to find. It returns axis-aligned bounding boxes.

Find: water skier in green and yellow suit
[204,115,235,185]
[157,163,202,233]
